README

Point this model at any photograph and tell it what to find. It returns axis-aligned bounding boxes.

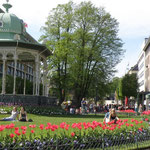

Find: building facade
[143,38,150,92]
[0,1,50,97]
[137,40,146,92]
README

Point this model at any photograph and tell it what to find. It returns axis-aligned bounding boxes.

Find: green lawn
[0,113,141,126]
[0,113,149,150]
[0,113,106,137]
[0,113,144,138]
[0,114,104,125]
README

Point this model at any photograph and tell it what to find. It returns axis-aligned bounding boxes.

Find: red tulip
[31,130,34,133]
[0,125,5,131]
[29,125,36,128]
[21,126,27,130]
[9,133,15,138]
[125,123,130,127]
[15,127,19,130]
[39,124,44,130]
[14,130,19,134]
[51,128,55,131]
[130,124,133,127]
[71,132,75,137]
[14,130,21,136]
[10,123,15,129]
[45,126,49,130]
[47,123,51,126]
[22,130,26,134]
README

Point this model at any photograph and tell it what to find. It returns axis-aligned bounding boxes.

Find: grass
[0,113,144,137]
[0,113,150,149]
[0,114,104,125]
[0,113,106,137]
[0,113,142,126]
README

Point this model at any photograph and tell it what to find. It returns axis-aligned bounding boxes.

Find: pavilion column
[38,61,41,95]
[32,64,35,95]
[42,73,45,96]
[45,79,48,97]
[23,65,27,95]
[35,55,39,96]
[2,55,7,94]
[13,55,18,95]
[43,61,47,96]
[45,62,48,97]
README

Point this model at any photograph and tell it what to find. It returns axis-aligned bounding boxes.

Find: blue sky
[1,0,150,77]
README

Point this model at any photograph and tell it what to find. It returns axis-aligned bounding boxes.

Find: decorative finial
[3,0,12,13]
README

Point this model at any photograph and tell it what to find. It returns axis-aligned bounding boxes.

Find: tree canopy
[119,73,139,99]
[40,1,124,107]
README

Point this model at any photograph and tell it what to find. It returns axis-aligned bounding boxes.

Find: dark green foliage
[26,80,33,95]
[16,77,24,94]
[106,77,120,99]
[6,75,13,94]
[0,75,42,95]
[119,74,139,99]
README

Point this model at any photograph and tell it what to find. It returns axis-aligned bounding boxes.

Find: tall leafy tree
[106,77,120,95]
[119,74,139,101]
[70,2,123,106]
[41,1,124,107]
[40,2,74,104]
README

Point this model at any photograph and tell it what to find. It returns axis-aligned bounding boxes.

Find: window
[0,21,3,27]
[139,80,144,87]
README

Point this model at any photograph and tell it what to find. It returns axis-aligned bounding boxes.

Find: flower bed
[118,110,136,113]
[141,110,150,123]
[117,109,137,118]
[0,118,149,149]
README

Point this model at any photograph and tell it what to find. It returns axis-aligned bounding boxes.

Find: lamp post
[146,94,150,111]
[95,78,98,115]
[96,85,98,103]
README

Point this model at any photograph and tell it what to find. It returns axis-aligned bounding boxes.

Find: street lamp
[146,94,150,111]
[96,85,98,103]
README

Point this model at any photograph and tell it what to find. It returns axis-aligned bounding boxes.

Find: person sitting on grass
[103,109,111,123]
[0,106,19,121]
[19,106,28,122]
[108,108,119,123]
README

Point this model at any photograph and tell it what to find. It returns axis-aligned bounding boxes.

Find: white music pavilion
[0,1,50,99]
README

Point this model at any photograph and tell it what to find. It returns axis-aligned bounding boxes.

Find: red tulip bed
[118,110,136,113]
[0,118,150,149]
[142,110,150,123]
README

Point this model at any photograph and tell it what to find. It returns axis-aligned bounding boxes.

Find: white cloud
[1,0,150,77]
[1,0,150,39]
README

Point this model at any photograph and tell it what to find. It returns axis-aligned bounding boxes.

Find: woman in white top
[2,106,19,121]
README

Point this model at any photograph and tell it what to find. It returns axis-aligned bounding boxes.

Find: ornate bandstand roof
[0,1,50,57]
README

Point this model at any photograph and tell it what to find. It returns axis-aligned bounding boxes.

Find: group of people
[103,108,119,123]
[0,106,29,122]
[1,105,119,124]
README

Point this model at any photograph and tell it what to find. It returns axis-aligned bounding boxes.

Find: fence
[0,94,57,106]
[1,131,150,150]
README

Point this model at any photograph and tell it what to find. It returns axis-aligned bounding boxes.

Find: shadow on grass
[34,114,105,118]
[33,113,142,119]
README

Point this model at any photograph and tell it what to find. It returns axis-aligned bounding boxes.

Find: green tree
[107,77,120,95]
[41,1,124,107]
[119,74,139,101]
[40,1,74,105]
[71,2,123,106]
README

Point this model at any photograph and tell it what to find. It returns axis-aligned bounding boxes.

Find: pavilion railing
[0,94,57,106]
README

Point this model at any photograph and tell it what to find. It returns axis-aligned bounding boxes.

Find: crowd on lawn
[61,98,147,116]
